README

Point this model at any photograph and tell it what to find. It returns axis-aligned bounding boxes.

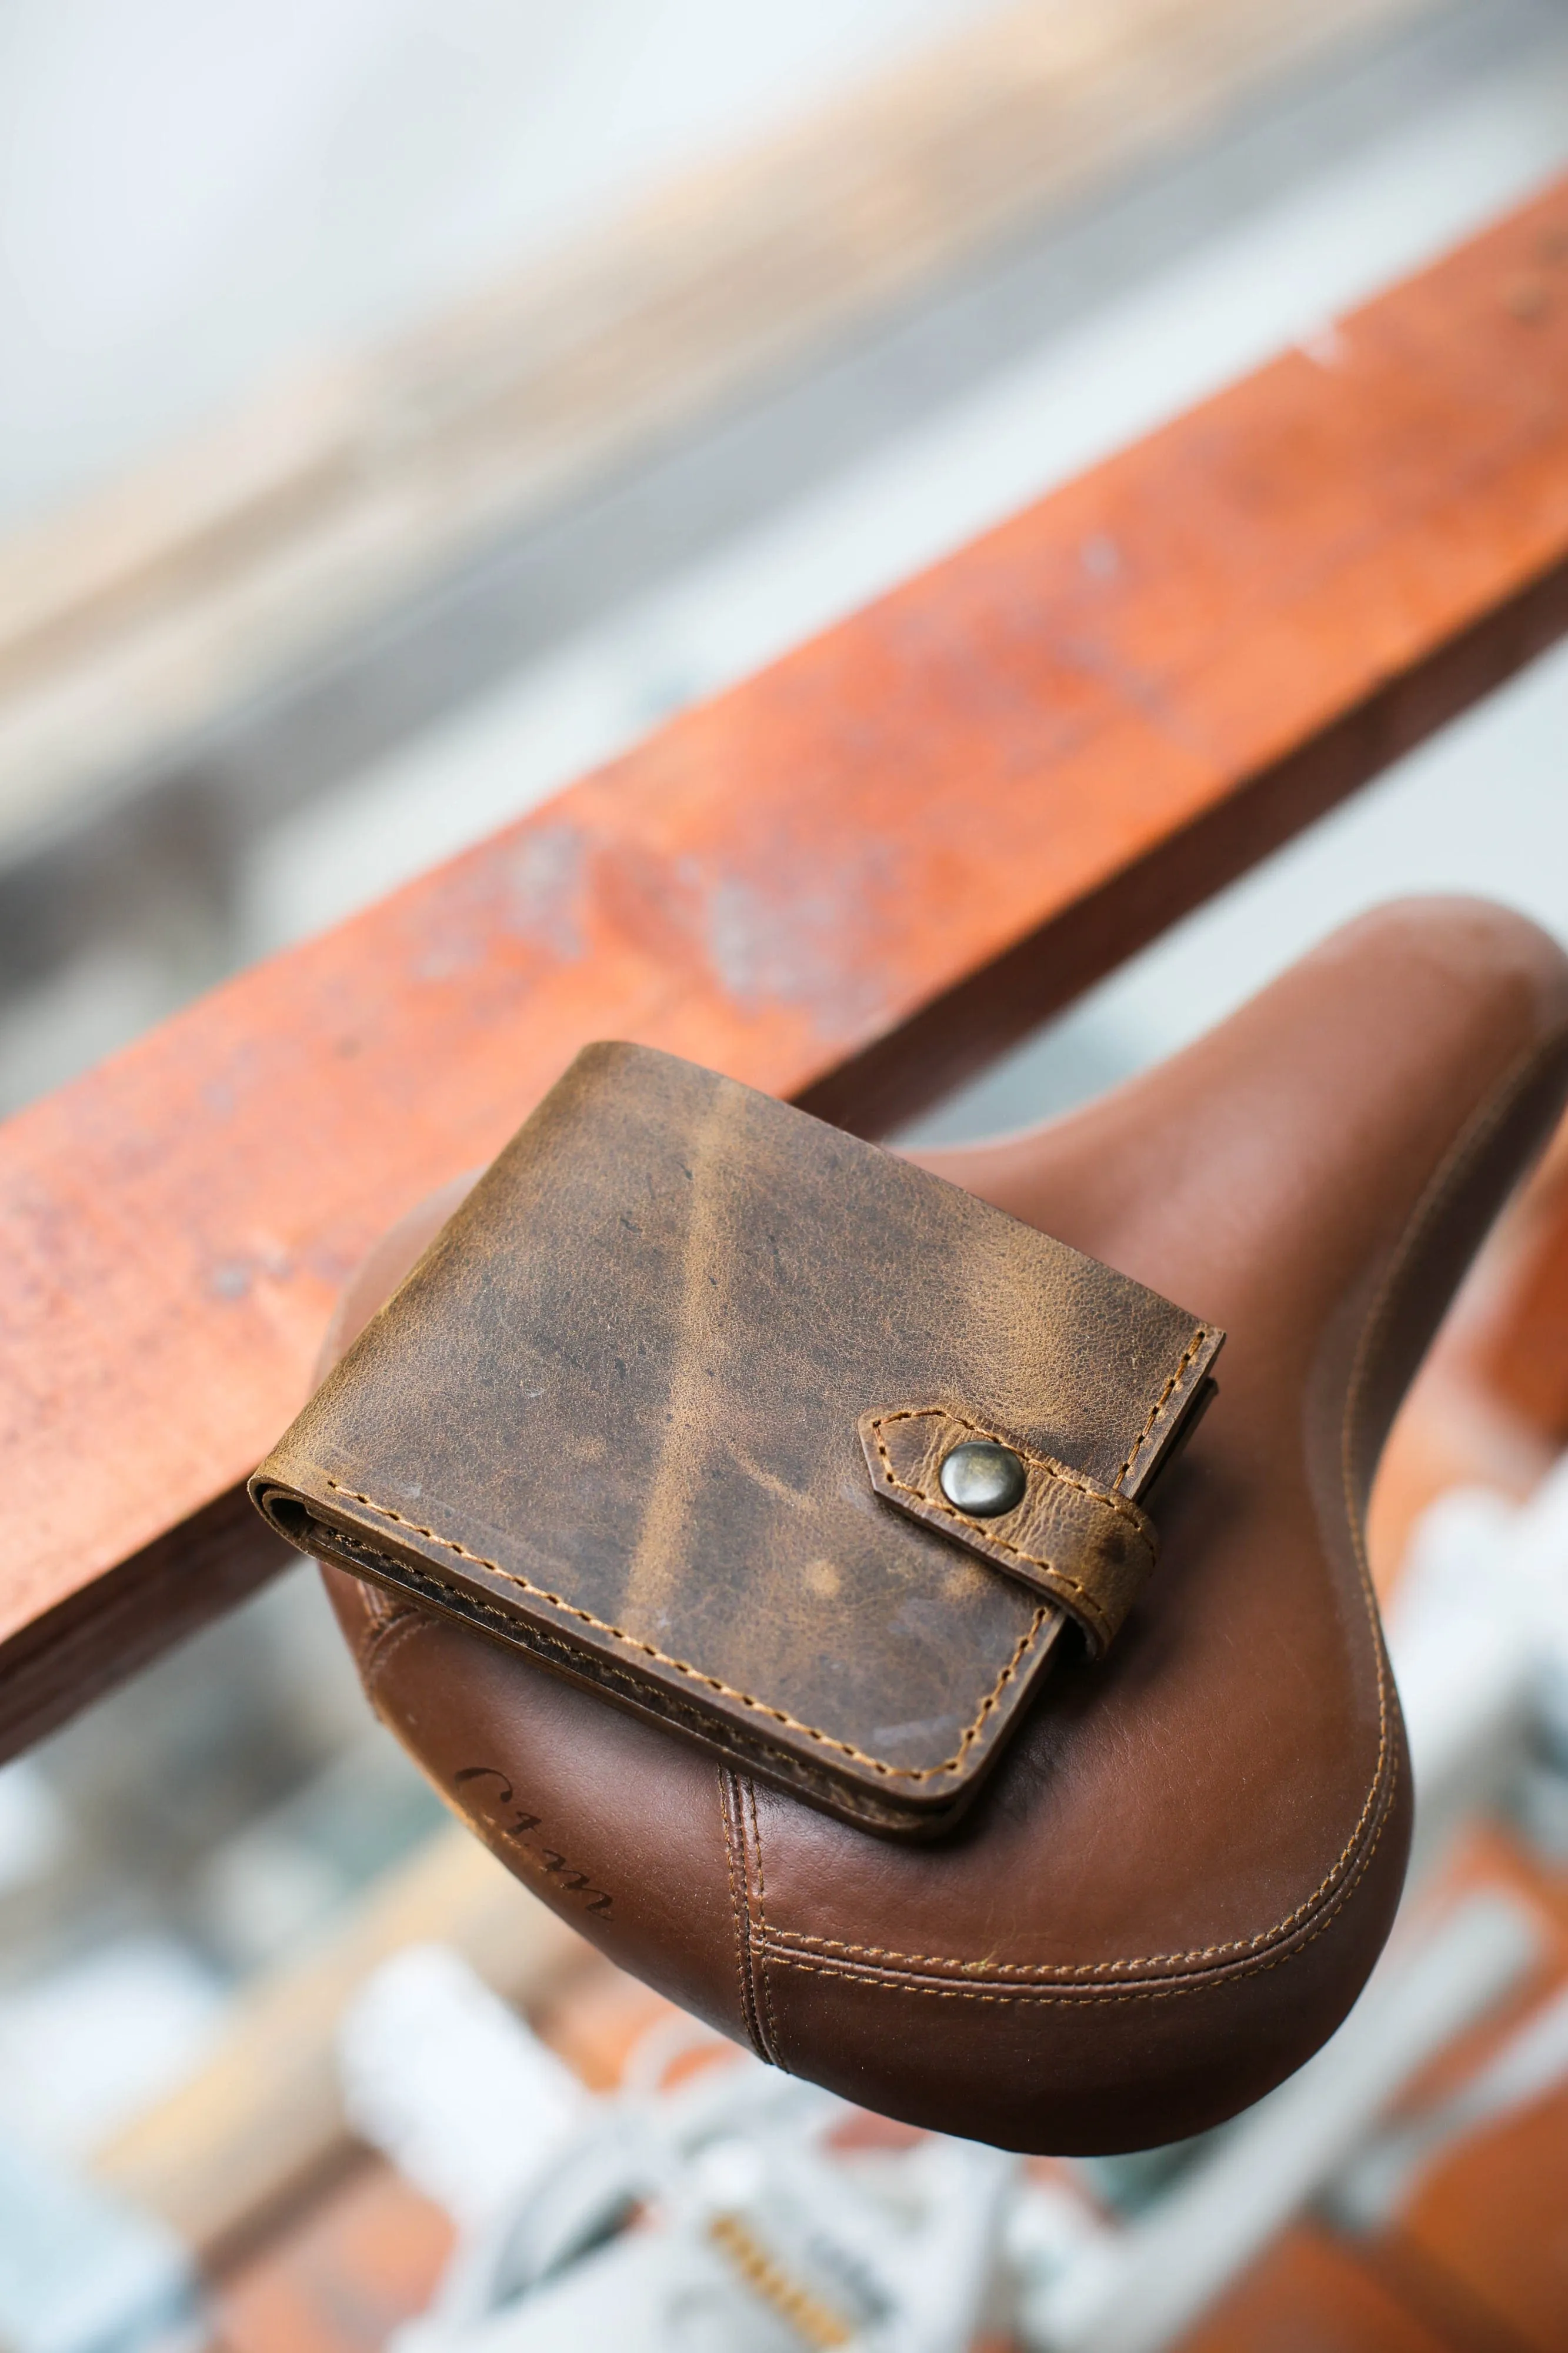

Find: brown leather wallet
[251,1043,1222,1835]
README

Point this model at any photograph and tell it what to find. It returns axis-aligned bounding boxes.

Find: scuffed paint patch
[205,1235,296,1305]
[506,822,587,962]
[705,838,902,1044]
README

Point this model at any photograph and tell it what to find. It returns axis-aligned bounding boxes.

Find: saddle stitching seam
[766,1745,1397,2004]
[1330,1018,1568,1907]
[747,1776,782,2068]
[756,1022,1559,1988]
[332,1022,1558,1995]
[358,1607,432,1699]
[719,1772,766,2062]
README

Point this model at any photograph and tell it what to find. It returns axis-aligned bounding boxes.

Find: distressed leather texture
[860,1405,1172,1654]
[311,899,1568,2152]
[252,1044,1216,1834]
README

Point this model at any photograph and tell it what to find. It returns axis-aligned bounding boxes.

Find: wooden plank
[3,176,1568,1757]
[0,0,1430,858]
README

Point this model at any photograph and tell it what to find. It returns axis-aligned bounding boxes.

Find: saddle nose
[319,896,1568,2153]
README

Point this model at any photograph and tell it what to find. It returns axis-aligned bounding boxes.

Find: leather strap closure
[859,1405,1157,1657]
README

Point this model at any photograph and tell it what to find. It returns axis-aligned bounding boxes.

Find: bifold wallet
[251,1043,1222,1837]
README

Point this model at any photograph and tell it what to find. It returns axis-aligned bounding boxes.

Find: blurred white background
[0,0,995,526]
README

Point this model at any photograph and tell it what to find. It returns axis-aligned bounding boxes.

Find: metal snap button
[938,1439,1026,1517]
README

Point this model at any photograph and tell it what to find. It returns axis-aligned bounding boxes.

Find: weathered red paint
[4,181,1568,1751]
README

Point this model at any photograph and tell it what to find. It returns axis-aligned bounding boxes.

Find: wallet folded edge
[249,1467,1067,1836]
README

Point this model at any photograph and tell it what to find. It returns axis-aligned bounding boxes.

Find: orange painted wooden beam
[5,181,1568,1754]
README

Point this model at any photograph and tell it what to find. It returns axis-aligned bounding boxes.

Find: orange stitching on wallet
[806,1045,1478,1975]
[872,1409,1150,1531]
[866,1409,1152,1635]
[766,1025,1559,1990]
[386,1547,879,1805]
[322,1031,1557,1997]
[322,1479,1050,1784]
[865,1031,1563,1987]
[1113,1326,1211,1489]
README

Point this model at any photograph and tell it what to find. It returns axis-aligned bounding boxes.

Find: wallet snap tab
[859,1404,1159,1658]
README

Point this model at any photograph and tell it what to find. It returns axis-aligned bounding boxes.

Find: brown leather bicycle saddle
[318,898,1568,2154]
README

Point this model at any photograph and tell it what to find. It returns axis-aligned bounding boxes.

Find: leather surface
[315,899,1568,2152]
[253,1044,1213,1832]
[860,1404,1165,1652]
